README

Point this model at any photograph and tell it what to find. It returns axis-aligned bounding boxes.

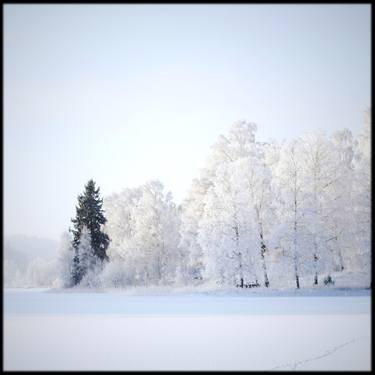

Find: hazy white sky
[4,4,371,240]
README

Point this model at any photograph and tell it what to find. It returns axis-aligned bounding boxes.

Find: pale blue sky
[4,4,371,240]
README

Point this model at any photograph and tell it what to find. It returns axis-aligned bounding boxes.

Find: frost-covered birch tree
[178,175,212,284]
[351,109,371,278]
[273,139,306,288]
[297,131,339,285]
[102,180,180,287]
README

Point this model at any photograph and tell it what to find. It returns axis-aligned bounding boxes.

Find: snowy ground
[4,288,371,370]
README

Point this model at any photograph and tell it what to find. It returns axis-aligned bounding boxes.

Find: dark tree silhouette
[70,179,110,285]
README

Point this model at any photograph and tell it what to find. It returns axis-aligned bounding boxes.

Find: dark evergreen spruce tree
[70,179,110,285]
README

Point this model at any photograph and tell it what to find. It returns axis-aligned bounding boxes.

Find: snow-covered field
[4,288,371,371]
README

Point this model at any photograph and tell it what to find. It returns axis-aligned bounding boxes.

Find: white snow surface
[4,288,371,371]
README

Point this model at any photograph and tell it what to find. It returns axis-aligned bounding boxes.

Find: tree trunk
[157,254,162,282]
[312,164,319,286]
[293,239,300,289]
[332,223,344,271]
[234,224,244,288]
[336,239,345,271]
[313,252,318,285]
[255,208,270,288]
[260,232,270,288]
[293,196,300,289]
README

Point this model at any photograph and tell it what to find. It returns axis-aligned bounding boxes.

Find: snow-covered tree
[178,174,212,284]
[24,258,58,287]
[351,109,371,278]
[236,149,275,288]
[296,131,339,285]
[103,180,180,287]
[70,179,110,285]
[57,231,75,288]
[77,226,104,287]
[273,139,307,288]
[197,121,275,287]
[198,161,258,287]
[324,129,356,272]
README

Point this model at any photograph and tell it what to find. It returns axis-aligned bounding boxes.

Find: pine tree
[70,179,110,285]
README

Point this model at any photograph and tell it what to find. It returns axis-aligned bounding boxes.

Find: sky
[4,4,371,241]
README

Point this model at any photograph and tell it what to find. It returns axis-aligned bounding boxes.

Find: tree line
[59,110,371,289]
